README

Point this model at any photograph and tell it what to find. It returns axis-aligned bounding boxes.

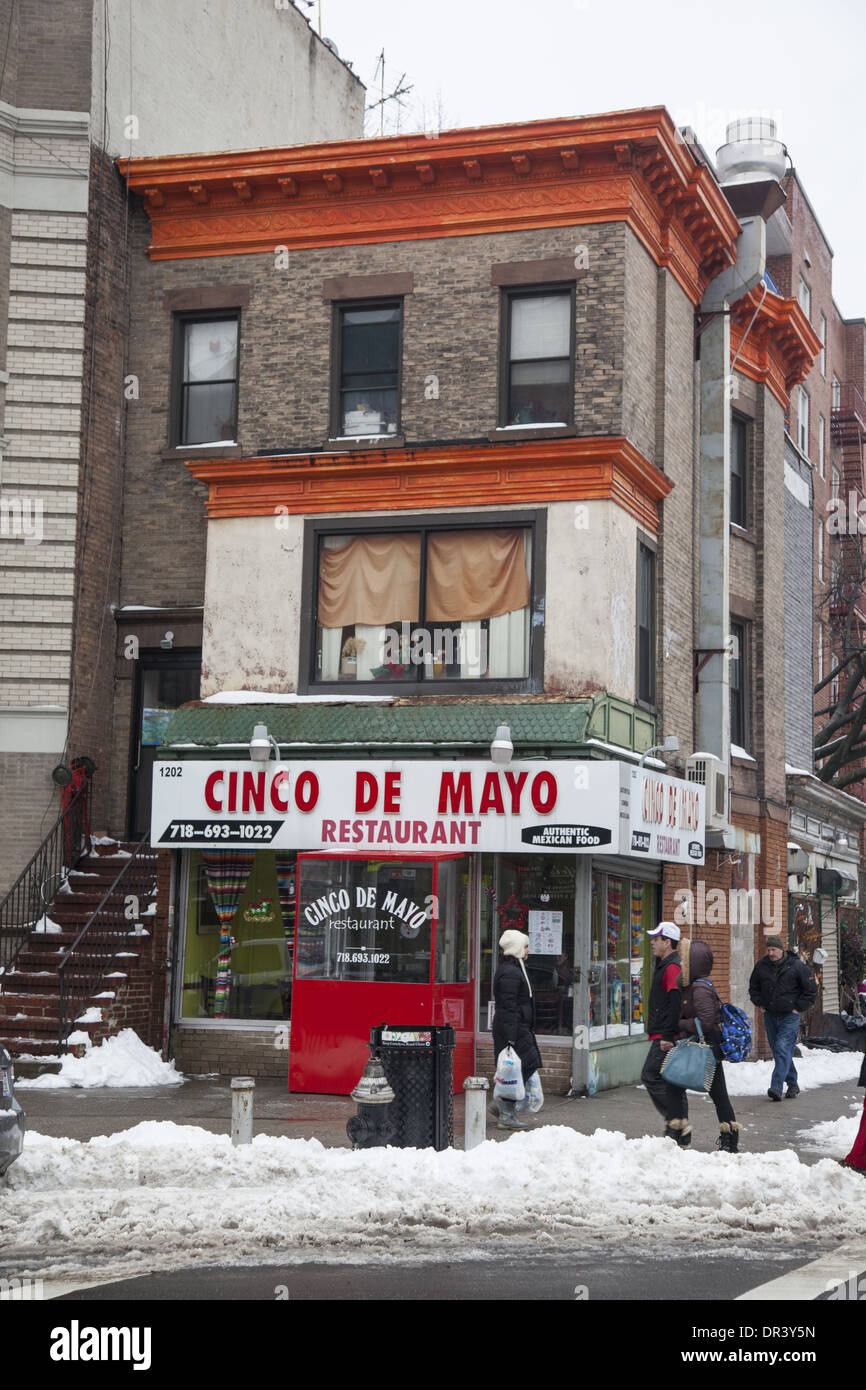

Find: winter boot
[496,1099,528,1131]
[716,1122,742,1154]
[663,1118,692,1148]
[489,1099,501,1119]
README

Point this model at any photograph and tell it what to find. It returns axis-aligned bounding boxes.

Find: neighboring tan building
[0,0,363,897]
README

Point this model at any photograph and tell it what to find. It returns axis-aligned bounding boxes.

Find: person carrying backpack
[678,939,743,1153]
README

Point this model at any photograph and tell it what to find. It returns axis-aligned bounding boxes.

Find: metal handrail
[57,835,156,1050]
[0,779,91,979]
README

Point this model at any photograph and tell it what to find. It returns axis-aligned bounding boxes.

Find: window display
[589,872,654,1040]
[181,849,294,1020]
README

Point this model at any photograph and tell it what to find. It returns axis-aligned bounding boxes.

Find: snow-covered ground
[2,1123,865,1284]
[709,1049,863,1097]
[14,1030,183,1090]
[798,1103,863,1155]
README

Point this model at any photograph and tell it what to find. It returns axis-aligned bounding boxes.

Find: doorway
[289,852,474,1094]
[128,649,201,839]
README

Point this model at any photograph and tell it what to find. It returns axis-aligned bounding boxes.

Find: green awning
[158,693,655,760]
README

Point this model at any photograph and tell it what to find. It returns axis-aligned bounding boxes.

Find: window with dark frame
[731,414,749,528]
[637,542,656,706]
[334,300,401,438]
[730,620,748,750]
[174,313,239,446]
[502,287,573,426]
[312,522,534,686]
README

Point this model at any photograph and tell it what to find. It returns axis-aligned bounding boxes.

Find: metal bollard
[462,1076,489,1151]
[230,1076,255,1146]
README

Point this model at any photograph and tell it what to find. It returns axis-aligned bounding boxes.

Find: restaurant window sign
[296,857,434,984]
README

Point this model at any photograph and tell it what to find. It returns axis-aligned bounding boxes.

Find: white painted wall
[93,0,364,158]
[201,500,641,701]
[201,513,305,695]
[544,500,638,697]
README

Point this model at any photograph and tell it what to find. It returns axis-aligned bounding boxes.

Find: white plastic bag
[493,1045,525,1102]
[516,1071,544,1114]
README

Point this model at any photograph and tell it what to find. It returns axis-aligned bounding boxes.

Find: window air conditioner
[686,752,729,831]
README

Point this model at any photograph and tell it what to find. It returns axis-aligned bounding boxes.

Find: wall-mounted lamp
[250,723,281,762]
[638,735,679,768]
[490,723,513,765]
[160,630,175,650]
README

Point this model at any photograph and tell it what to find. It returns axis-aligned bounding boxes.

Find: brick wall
[66,148,131,835]
[13,0,93,110]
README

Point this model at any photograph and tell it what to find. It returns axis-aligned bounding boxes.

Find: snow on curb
[2,1124,865,1283]
[14,1029,183,1089]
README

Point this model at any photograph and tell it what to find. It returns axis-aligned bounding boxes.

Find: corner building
[90,110,817,1091]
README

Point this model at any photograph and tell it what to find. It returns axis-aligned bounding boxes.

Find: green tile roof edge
[156,692,656,760]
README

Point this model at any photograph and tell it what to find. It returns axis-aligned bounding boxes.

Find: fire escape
[824,383,866,788]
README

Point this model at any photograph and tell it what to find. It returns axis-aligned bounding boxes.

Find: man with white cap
[639,920,691,1147]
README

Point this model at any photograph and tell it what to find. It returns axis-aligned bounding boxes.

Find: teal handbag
[660,1019,717,1093]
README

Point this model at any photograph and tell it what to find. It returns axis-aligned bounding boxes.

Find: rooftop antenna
[298,1,322,36]
[367,49,413,137]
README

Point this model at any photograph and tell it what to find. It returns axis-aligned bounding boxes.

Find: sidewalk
[18,1069,862,1156]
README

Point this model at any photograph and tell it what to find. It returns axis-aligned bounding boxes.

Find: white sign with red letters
[151,759,704,863]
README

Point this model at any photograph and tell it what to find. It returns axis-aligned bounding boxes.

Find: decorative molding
[184,436,672,533]
[321,271,414,301]
[120,108,740,305]
[731,287,822,408]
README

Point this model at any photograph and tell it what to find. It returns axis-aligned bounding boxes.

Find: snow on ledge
[731,744,756,762]
[201,690,395,705]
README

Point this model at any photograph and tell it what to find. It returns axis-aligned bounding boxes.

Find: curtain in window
[201,849,255,1018]
[318,533,420,626]
[425,529,529,622]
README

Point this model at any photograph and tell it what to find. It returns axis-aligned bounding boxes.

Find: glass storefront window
[478,853,575,1037]
[434,858,472,982]
[181,850,295,1020]
[589,871,655,1041]
[295,856,434,983]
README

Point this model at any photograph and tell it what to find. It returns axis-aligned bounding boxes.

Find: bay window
[309,517,539,688]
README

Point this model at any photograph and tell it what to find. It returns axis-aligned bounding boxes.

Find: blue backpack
[694,979,753,1062]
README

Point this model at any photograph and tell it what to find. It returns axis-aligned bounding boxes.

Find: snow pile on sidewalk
[14,1029,183,1090]
[2,1124,865,1283]
[721,1049,863,1096]
[797,1105,862,1155]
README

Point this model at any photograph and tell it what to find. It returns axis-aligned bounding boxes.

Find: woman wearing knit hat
[491,929,543,1131]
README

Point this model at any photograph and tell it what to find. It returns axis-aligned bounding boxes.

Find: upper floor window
[818,415,825,477]
[797,386,809,456]
[637,542,656,706]
[730,620,749,750]
[311,521,534,688]
[502,288,573,426]
[333,300,401,438]
[731,413,749,528]
[798,276,811,320]
[832,375,842,411]
[819,313,826,377]
[174,314,239,446]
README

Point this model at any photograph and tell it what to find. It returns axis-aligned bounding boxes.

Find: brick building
[2,102,833,1093]
[42,104,813,1095]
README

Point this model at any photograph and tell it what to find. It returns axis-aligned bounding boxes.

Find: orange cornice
[730,286,822,408]
[120,108,740,306]
[185,436,672,535]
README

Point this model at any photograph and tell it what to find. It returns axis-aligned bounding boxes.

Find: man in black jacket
[748,935,817,1101]
[640,921,690,1146]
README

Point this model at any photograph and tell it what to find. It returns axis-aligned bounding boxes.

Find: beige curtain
[426,529,529,622]
[318,533,421,628]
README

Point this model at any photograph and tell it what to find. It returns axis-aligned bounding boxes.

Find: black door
[128,650,201,839]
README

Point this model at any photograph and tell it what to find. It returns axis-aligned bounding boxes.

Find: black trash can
[370,1023,455,1150]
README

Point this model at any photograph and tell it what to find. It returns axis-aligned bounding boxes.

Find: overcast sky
[314,0,866,318]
